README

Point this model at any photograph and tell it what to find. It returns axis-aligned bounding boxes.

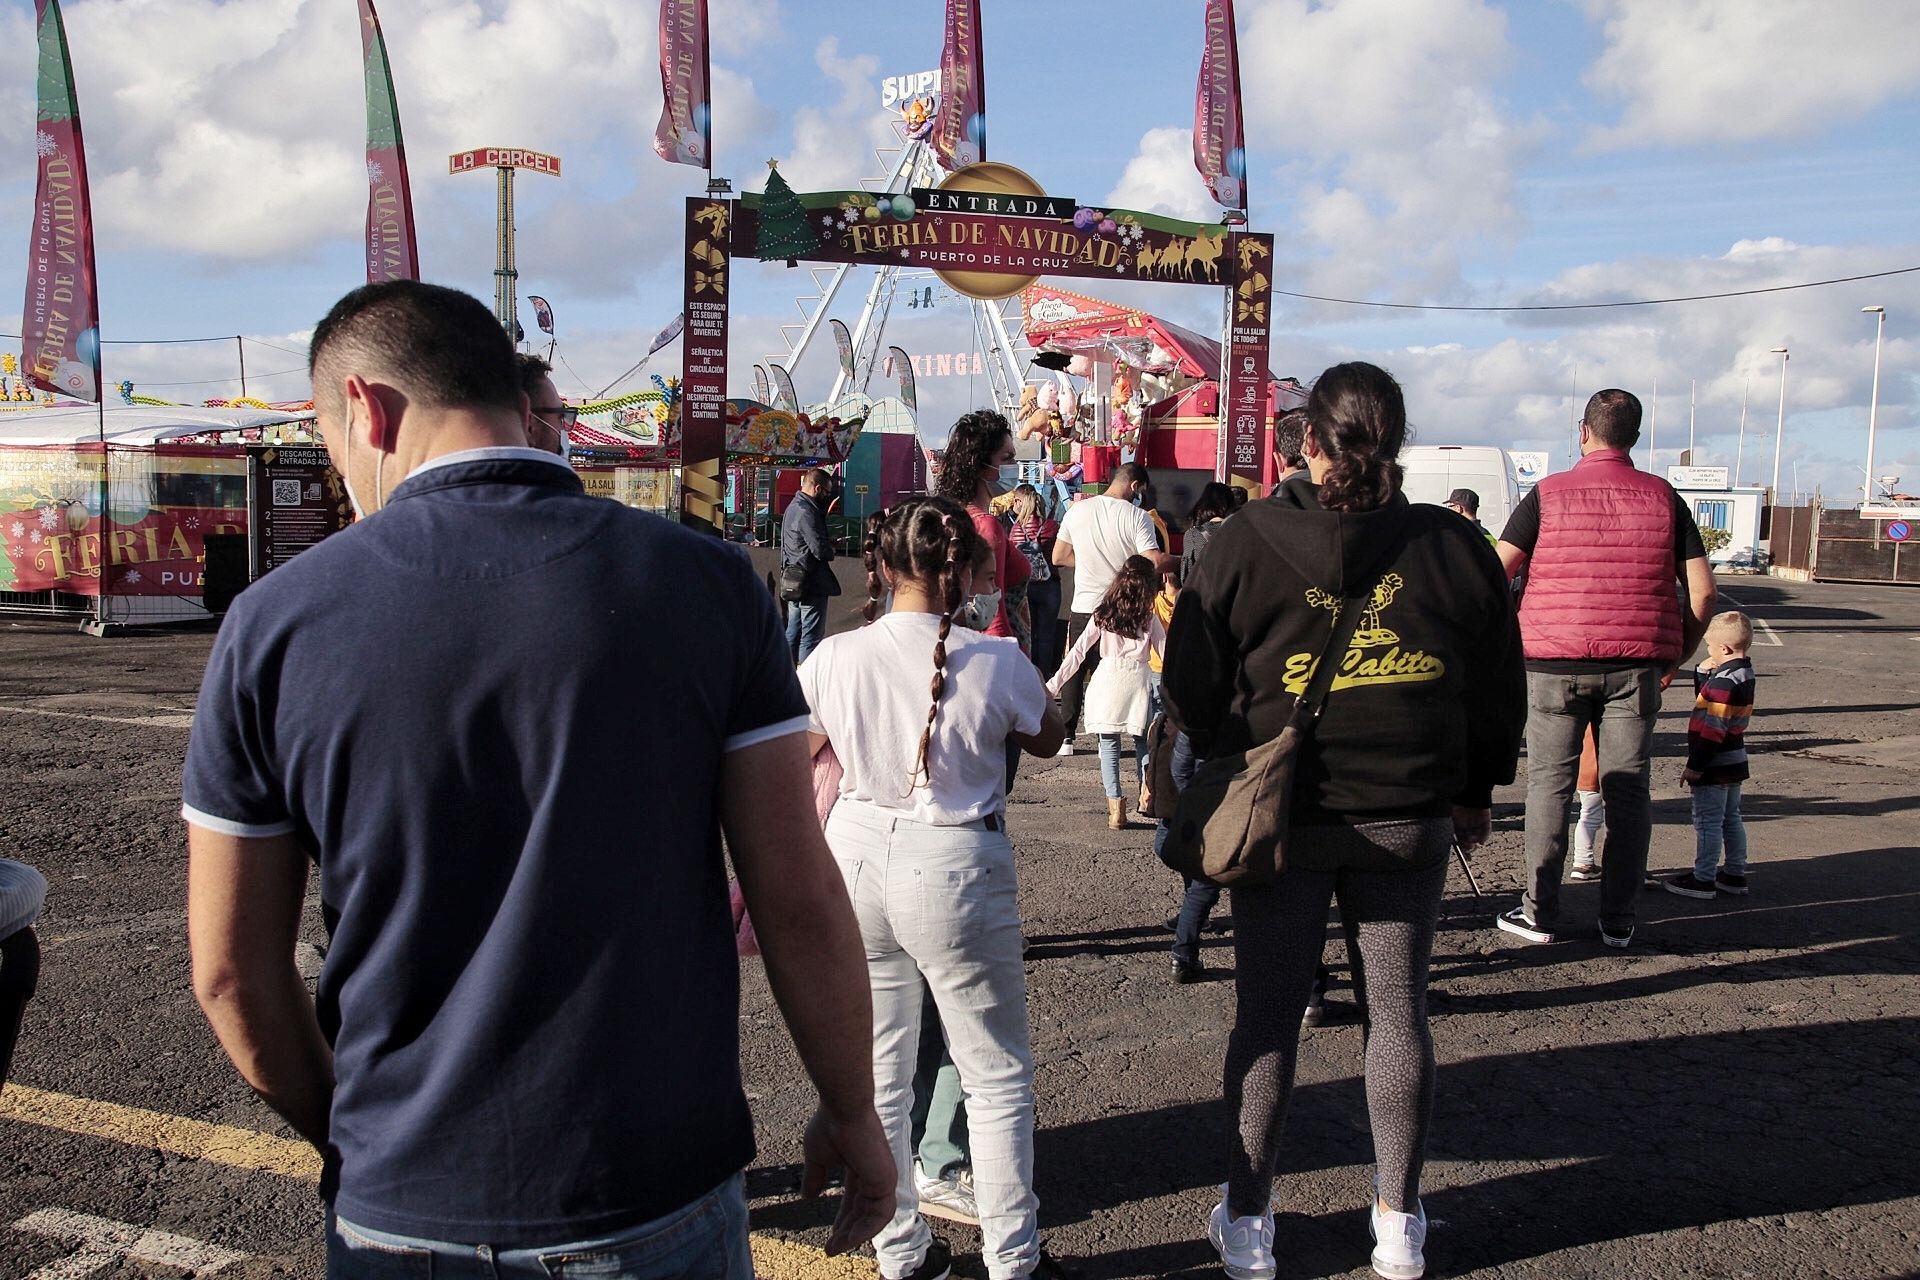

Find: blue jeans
[325,1175,750,1279]
[1151,731,1220,964]
[786,594,828,665]
[1097,733,1148,800]
[1025,574,1063,675]
[1691,782,1747,881]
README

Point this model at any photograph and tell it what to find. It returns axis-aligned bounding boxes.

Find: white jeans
[824,801,1039,1279]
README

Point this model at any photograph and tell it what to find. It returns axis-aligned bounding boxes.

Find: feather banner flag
[769,363,799,414]
[889,346,918,413]
[654,0,711,168]
[528,296,555,336]
[23,0,101,401]
[830,318,855,379]
[1193,0,1248,210]
[752,365,771,404]
[932,0,986,170]
[360,0,420,282]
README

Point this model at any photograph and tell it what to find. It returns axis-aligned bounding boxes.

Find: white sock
[1573,790,1606,863]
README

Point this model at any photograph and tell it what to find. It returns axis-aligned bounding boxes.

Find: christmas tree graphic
[756,161,819,263]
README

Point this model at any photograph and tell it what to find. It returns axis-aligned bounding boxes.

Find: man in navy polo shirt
[184,281,892,1277]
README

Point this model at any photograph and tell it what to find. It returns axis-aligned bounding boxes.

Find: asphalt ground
[1,574,1916,1278]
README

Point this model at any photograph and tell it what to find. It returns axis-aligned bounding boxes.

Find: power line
[1276,265,1920,313]
[0,331,309,350]
[132,366,305,388]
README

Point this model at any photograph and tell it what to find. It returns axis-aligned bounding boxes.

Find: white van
[1399,445,1520,539]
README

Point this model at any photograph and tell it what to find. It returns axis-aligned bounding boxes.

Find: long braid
[908,510,967,792]
[861,510,888,624]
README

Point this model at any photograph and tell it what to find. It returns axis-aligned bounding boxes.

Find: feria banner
[23,0,101,402]
[751,365,771,404]
[932,0,985,170]
[654,0,710,168]
[1193,0,1248,210]
[360,0,419,282]
[528,295,555,336]
[888,345,918,413]
[829,318,854,378]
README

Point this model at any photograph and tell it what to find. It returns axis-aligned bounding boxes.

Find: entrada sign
[447,148,563,176]
[911,188,1077,219]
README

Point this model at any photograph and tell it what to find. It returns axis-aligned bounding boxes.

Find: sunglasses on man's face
[532,406,580,429]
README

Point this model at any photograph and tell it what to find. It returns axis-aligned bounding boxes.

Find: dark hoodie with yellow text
[1162,479,1524,827]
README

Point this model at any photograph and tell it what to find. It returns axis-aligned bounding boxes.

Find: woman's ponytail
[1308,361,1406,514]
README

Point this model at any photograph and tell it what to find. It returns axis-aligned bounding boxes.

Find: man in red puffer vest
[1493,389,1717,949]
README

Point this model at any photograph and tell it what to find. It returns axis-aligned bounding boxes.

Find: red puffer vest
[1520,449,1683,663]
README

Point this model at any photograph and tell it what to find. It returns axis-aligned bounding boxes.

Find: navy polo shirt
[182,449,808,1244]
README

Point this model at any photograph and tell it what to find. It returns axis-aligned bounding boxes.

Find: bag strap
[1297,576,1375,717]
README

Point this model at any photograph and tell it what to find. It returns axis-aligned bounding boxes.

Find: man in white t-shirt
[1051,461,1172,748]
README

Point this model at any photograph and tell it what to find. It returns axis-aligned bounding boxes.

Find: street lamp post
[1769,346,1789,502]
[1863,306,1886,507]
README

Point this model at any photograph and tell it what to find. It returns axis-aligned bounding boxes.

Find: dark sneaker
[1569,861,1601,883]
[1664,873,1718,900]
[890,1238,951,1280]
[1496,907,1553,943]
[1173,957,1205,985]
[1715,871,1750,895]
[1028,1251,1086,1279]
[1302,999,1329,1028]
[1600,922,1634,949]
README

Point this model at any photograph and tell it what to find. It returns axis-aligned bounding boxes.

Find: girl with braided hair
[799,495,1067,1280]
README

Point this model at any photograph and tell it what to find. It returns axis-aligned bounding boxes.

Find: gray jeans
[1523,666,1662,933]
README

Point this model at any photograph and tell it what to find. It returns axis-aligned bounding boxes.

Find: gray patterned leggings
[1223,820,1452,1218]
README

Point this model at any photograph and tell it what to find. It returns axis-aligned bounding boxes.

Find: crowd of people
[169,280,1760,1280]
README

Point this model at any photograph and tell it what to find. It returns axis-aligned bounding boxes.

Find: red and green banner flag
[23,0,100,402]
[655,0,711,168]
[933,0,986,170]
[360,0,419,282]
[1194,0,1248,210]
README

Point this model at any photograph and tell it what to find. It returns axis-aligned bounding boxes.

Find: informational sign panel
[1667,465,1732,490]
[1510,451,1550,488]
[679,197,731,530]
[247,446,351,578]
[1220,230,1275,484]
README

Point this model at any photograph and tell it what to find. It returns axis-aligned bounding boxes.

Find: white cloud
[779,38,909,193]
[1104,127,1215,224]
[1583,0,1920,149]
[1237,0,1543,306]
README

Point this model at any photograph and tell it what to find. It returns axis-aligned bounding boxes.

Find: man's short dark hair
[803,467,836,492]
[1115,461,1150,488]
[309,281,520,419]
[1583,388,1642,448]
[1273,408,1309,469]
[514,351,554,399]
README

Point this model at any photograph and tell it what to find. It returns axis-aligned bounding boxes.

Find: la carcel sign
[448,148,563,176]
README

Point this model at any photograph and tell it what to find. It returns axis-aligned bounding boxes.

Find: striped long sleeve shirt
[1687,656,1755,784]
[0,857,46,940]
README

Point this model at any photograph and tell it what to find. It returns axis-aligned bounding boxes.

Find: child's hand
[1682,768,1703,784]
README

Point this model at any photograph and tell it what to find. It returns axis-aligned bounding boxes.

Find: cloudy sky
[1,0,1916,500]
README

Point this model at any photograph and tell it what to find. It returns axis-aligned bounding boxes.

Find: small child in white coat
[1047,555,1165,829]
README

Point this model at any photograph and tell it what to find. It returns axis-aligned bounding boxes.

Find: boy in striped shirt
[1667,612,1756,899]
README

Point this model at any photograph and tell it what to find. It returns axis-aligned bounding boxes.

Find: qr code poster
[272,479,303,506]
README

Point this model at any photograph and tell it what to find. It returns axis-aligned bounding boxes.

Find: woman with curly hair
[1045,554,1164,829]
[799,496,1069,1280]
[937,410,1030,641]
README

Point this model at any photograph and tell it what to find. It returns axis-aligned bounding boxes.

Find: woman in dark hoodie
[1163,362,1524,1280]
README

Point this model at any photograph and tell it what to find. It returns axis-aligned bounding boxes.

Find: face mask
[959,589,1002,630]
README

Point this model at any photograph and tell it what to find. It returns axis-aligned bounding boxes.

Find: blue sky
[0,0,1914,499]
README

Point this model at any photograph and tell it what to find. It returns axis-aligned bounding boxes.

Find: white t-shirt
[800,613,1049,825]
[1059,495,1161,613]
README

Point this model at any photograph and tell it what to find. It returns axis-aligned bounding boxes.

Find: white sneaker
[1055,738,1075,757]
[1369,1198,1427,1280]
[913,1163,978,1226]
[1207,1191,1277,1280]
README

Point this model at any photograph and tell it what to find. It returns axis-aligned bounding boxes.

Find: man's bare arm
[1496,540,1527,581]
[1679,554,1718,663]
[1050,536,1075,568]
[722,732,892,1255]
[187,828,332,1149]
